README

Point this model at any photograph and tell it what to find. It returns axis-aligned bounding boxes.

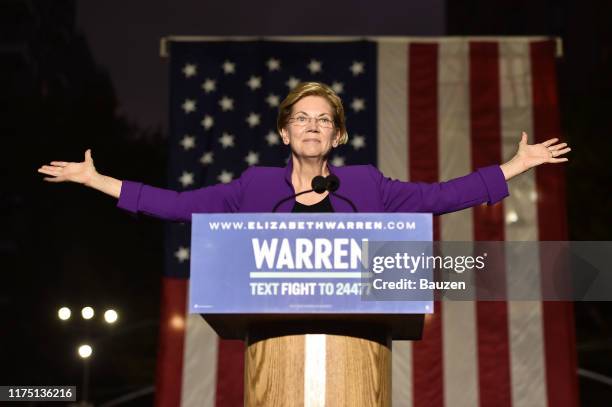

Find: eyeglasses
[288,115,335,129]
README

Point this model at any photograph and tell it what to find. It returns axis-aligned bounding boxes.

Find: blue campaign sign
[189,213,433,314]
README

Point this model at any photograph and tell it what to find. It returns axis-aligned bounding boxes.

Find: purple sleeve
[369,165,509,215]
[117,168,255,222]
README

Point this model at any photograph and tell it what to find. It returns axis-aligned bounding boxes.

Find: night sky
[75,0,445,131]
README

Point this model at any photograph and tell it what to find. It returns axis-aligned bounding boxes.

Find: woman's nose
[306,120,321,131]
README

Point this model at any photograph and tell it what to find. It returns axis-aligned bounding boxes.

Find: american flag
[155,38,578,407]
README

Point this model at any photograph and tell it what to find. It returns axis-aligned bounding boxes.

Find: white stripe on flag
[499,40,548,407]
[438,40,479,407]
[377,41,409,182]
[377,40,414,407]
[180,313,218,406]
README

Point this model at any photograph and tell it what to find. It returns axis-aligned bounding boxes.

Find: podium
[190,213,433,406]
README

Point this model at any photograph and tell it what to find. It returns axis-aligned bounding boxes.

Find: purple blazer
[117,161,508,221]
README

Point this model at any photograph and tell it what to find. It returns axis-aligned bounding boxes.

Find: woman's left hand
[500,132,570,180]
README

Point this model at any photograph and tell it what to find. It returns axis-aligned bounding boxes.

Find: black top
[292,195,334,213]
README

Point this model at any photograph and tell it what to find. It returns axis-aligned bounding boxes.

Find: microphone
[272,176,327,212]
[326,175,358,212]
[311,175,327,193]
[271,174,358,212]
[325,174,340,192]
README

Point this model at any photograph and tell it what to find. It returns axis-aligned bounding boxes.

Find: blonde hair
[276,82,348,145]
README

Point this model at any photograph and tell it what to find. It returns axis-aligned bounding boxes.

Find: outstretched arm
[370,164,507,215]
[372,132,570,215]
[38,149,250,221]
[500,132,570,181]
[38,149,122,198]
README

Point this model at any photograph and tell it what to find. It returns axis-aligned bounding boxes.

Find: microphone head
[325,174,340,192]
[311,176,327,193]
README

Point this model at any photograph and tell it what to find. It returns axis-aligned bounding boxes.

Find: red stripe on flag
[530,39,580,407]
[409,42,444,407]
[469,41,512,407]
[154,277,188,407]
[214,340,245,407]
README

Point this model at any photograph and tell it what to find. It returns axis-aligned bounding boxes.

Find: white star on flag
[222,60,236,74]
[350,134,366,150]
[178,171,194,187]
[307,59,322,74]
[201,78,216,93]
[286,76,300,89]
[265,94,280,108]
[180,135,196,150]
[199,151,214,165]
[244,151,259,166]
[266,131,280,145]
[349,61,365,76]
[217,170,234,184]
[219,132,235,148]
[351,98,366,112]
[331,81,344,94]
[218,96,234,111]
[174,246,190,263]
[182,63,197,78]
[181,99,196,113]
[267,57,281,71]
[331,155,345,167]
[246,112,261,128]
[246,76,262,90]
[201,115,214,130]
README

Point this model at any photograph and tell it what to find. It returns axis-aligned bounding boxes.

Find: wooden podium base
[201,314,423,406]
[245,324,392,406]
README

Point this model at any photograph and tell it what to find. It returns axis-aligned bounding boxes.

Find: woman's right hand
[38,149,98,186]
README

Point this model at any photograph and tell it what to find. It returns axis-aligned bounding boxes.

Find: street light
[78,344,92,358]
[81,307,94,320]
[58,303,121,405]
[77,344,92,405]
[58,307,71,320]
[103,309,118,324]
[57,306,111,407]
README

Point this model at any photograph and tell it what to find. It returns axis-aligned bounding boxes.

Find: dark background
[1,0,610,405]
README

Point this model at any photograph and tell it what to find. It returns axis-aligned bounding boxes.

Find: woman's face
[280,95,340,160]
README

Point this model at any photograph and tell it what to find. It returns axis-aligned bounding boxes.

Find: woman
[37,82,570,217]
